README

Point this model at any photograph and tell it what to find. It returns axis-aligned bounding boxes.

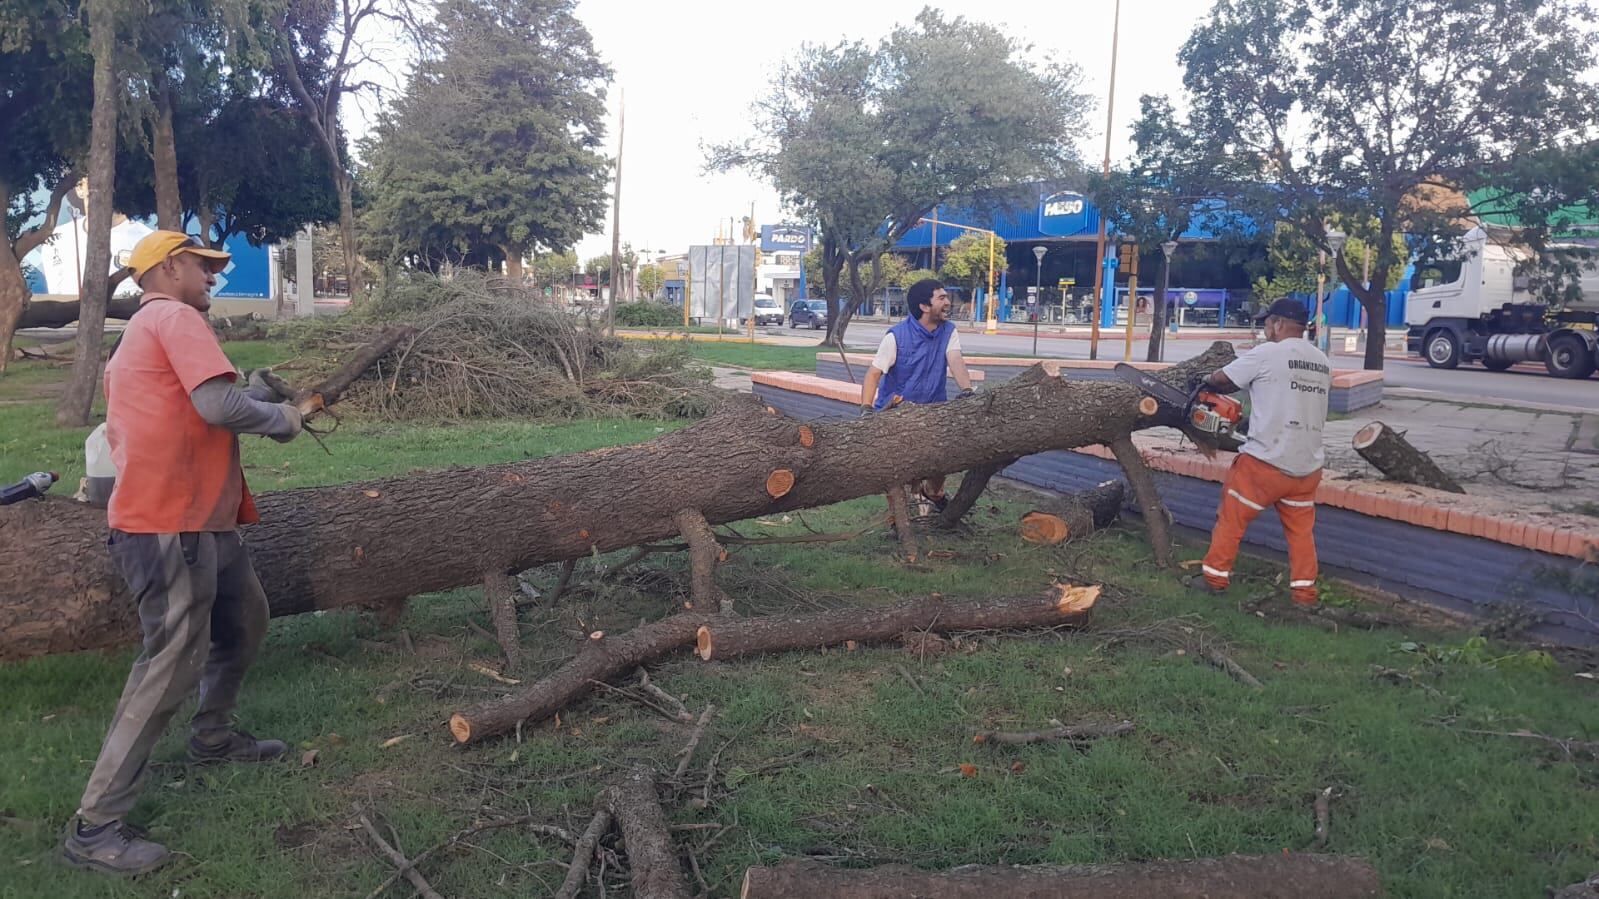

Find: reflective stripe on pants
[1202,453,1322,605]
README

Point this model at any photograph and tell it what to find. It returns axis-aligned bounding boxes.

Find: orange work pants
[1202,452,1322,605]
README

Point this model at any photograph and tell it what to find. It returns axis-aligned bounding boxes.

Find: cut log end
[1019,512,1070,545]
[797,425,815,448]
[1053,584,1101,614]
[696,626,713,661]
[449,714,472,744]
[766,469,796,499]
[1351,421,1383,450]
[1137,396,1161,417]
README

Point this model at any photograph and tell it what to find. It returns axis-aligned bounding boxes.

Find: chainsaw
[1113,363,1244,439]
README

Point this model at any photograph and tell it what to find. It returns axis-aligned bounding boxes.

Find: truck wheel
[1424,329,1460,369]
[1545,334,1597,379]
[1481,358,1514,372]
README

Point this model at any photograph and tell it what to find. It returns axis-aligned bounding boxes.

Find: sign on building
[687,245,757,324]
[759,224,812,253]
[1037,191,1098,238]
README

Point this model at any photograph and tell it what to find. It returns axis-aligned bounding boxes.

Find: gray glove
[270,403,303,443]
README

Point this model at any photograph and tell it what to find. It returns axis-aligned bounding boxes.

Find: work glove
[244,368,285,402]
[958,387,976,398]
[271,403,303,443]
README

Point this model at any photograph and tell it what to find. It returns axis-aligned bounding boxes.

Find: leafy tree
[530,249,580,294]
[637,264,663,299]
[875,252,910,291]
[713,10,1090,345]
[0,0,91,371]
[360,0,610,282]
[938,233,1007,295]
[900,268,939,289]
[1252,217,1405,303]
[1088,94,1251,361]
[1179,0,1599,369]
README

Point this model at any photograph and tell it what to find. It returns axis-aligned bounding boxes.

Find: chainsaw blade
[1113,363,1191,410]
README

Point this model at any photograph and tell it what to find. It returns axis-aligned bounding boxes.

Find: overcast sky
[561,0,1210,262]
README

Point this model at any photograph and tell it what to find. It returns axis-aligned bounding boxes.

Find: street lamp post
[1160,240,1178,361]
[573,264,582,303]
[1323,229,1346,352]
[1032,245,1047,355]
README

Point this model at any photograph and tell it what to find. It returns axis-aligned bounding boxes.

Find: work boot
[187,729,288,765]
[62,817,170,876]
[1183,574,1226,596]
[921,490,949,514]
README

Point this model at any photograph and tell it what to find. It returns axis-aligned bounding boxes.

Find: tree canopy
[1178,0,1599,368]
[712,9,1090,345]
[360,0,611,281]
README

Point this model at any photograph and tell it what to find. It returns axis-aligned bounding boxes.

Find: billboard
[760,224,812,253]
[687,245,756,323]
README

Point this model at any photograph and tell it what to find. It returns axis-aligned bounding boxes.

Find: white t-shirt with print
[1221,337,1332,477]
[869,327,963,373]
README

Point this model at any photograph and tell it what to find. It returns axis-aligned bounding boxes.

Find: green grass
[651,338,828,371]
[2,350,1598,897]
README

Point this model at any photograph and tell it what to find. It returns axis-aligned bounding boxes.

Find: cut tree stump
[1018,480,1125,545]
[739,853,1386,899]
[450,585,1098,745]
[1351,421,1465,494]
[603,766,691,899]
[0,343,1232,660]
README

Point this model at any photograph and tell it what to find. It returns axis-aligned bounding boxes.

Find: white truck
[1405,226,1599,378]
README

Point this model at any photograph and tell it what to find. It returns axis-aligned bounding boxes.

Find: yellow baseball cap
[126,231,231,284]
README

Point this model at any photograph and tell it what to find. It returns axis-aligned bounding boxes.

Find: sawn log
[739,853,1386,899]
[1351,421,1465,494]
[0,342,1233,661]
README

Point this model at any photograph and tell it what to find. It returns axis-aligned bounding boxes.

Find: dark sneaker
[921,491,949,514]
[1183,574,1226,596]
[187,729,288,765]
[62,818,170,876]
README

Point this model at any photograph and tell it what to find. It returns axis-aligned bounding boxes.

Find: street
[808,322,1599,412]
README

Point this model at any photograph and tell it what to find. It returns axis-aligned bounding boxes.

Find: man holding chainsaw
[1192,298,1332,606]
[63,231,303,876]
[860,278,976,511]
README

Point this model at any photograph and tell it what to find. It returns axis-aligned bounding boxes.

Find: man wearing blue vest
[860,278,975,510]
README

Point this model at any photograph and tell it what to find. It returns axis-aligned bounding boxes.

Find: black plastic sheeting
[753,381,1599,646]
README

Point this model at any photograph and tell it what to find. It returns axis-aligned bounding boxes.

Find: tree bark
[151,74,182,231]
[17,294,140,330]
[693,586,1097,663]
[503,248,525,284]
[485,571,524,670]
[1109,436,1175,568]
[673,508,725,612]
[604,766,691,899]
[56,0,119,427]
[1,175,79,371]
[1351,422,1464,494]
[337,174,359,297]
[935,458,1017,529]
[739,854,1386,899]
[1146,254,1168,363]
[450,586,1097,745]
[0,344,1233,661]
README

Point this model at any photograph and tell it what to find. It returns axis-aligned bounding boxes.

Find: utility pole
[1088,0,1121,360]
[607,89,625,337]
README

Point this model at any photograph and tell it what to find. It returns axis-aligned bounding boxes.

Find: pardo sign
[760,225,812,252]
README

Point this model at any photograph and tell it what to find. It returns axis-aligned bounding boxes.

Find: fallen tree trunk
[739,854,1386,899]
[15,290,138,330]
[0,342,1231,661]
[449,585,1099,744]
[603,767,692,899]
[1351,422,1464,494]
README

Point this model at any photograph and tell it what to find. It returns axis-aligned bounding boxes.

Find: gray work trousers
[77,530,269,824]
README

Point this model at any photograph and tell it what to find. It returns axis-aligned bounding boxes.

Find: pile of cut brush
[276,272,720,421]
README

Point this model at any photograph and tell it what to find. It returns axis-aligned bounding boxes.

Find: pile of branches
[279,272,720,421]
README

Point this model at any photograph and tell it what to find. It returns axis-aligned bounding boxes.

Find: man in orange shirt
[64,232,304,876]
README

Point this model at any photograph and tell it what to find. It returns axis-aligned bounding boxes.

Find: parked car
[742,295,784,327]
[789,299,831,330]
